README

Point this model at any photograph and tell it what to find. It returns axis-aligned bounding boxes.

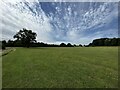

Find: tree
[79,44,82,47]
[7,40,14,47]
[13,28,37,48]
[118,38,120,46]
[73,44,76,47]
[88,38,120,46]
[111,38,117,46]
[60,43,66,47]
[67,43,73,47]
[2,40,6,50]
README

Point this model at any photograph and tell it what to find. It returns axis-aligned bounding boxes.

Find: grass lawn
[2,47,118,88]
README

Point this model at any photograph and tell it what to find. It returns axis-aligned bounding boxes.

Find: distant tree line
[1,28,120,50]
[0,28,82,49]
[88,38,120,46]
[1,38,120,50]
[0,40,81,48]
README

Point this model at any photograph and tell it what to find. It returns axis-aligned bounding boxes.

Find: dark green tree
[13,28,37,48]
[67,43,73,47]
[88,38,120,46]
[60,43,66,47]
[79,44,82,47]
[111,38,117,46]
[7,40,14,47]
[2,40,6,50]
[118,38,120,46]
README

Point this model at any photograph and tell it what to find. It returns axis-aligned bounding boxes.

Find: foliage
[13,28,37,48]
[67,43,73,47]
[88,38,120,46]
[2,32,120,48]
[79,44,82,47]
[60,43,66,47]
[0,40,6,50]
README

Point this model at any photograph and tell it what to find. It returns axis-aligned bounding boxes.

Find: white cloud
[0,1,54,43]
[0,1,118,45]
[46,2,118,44]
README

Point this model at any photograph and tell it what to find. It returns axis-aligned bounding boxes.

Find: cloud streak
[0,0,118,44]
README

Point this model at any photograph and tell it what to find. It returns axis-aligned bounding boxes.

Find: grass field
[2,47,118,88]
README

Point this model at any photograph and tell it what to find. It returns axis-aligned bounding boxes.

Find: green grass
[2,47,118,88]
[1,48,14,56]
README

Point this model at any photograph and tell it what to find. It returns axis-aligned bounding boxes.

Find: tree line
[0,28,82,49]
[0,28,120,50]
[88,38,120,46]
[0,40,83,50]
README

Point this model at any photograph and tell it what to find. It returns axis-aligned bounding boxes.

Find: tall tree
[13,28,37,48]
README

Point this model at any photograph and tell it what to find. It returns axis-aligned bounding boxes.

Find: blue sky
[0,0,118,45]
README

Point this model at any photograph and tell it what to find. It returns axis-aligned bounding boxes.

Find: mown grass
[2,47,118,88]
[1,48,14,57]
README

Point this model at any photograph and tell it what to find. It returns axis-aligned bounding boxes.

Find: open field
[2,47,118,88]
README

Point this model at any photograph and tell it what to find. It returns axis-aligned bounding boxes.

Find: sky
[0,0,118,45]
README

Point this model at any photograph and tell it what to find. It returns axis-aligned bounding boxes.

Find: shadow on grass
[1,48,14,56]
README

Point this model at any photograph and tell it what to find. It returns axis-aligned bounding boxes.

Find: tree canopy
[13,28,37,48]
[88,38,120,46]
